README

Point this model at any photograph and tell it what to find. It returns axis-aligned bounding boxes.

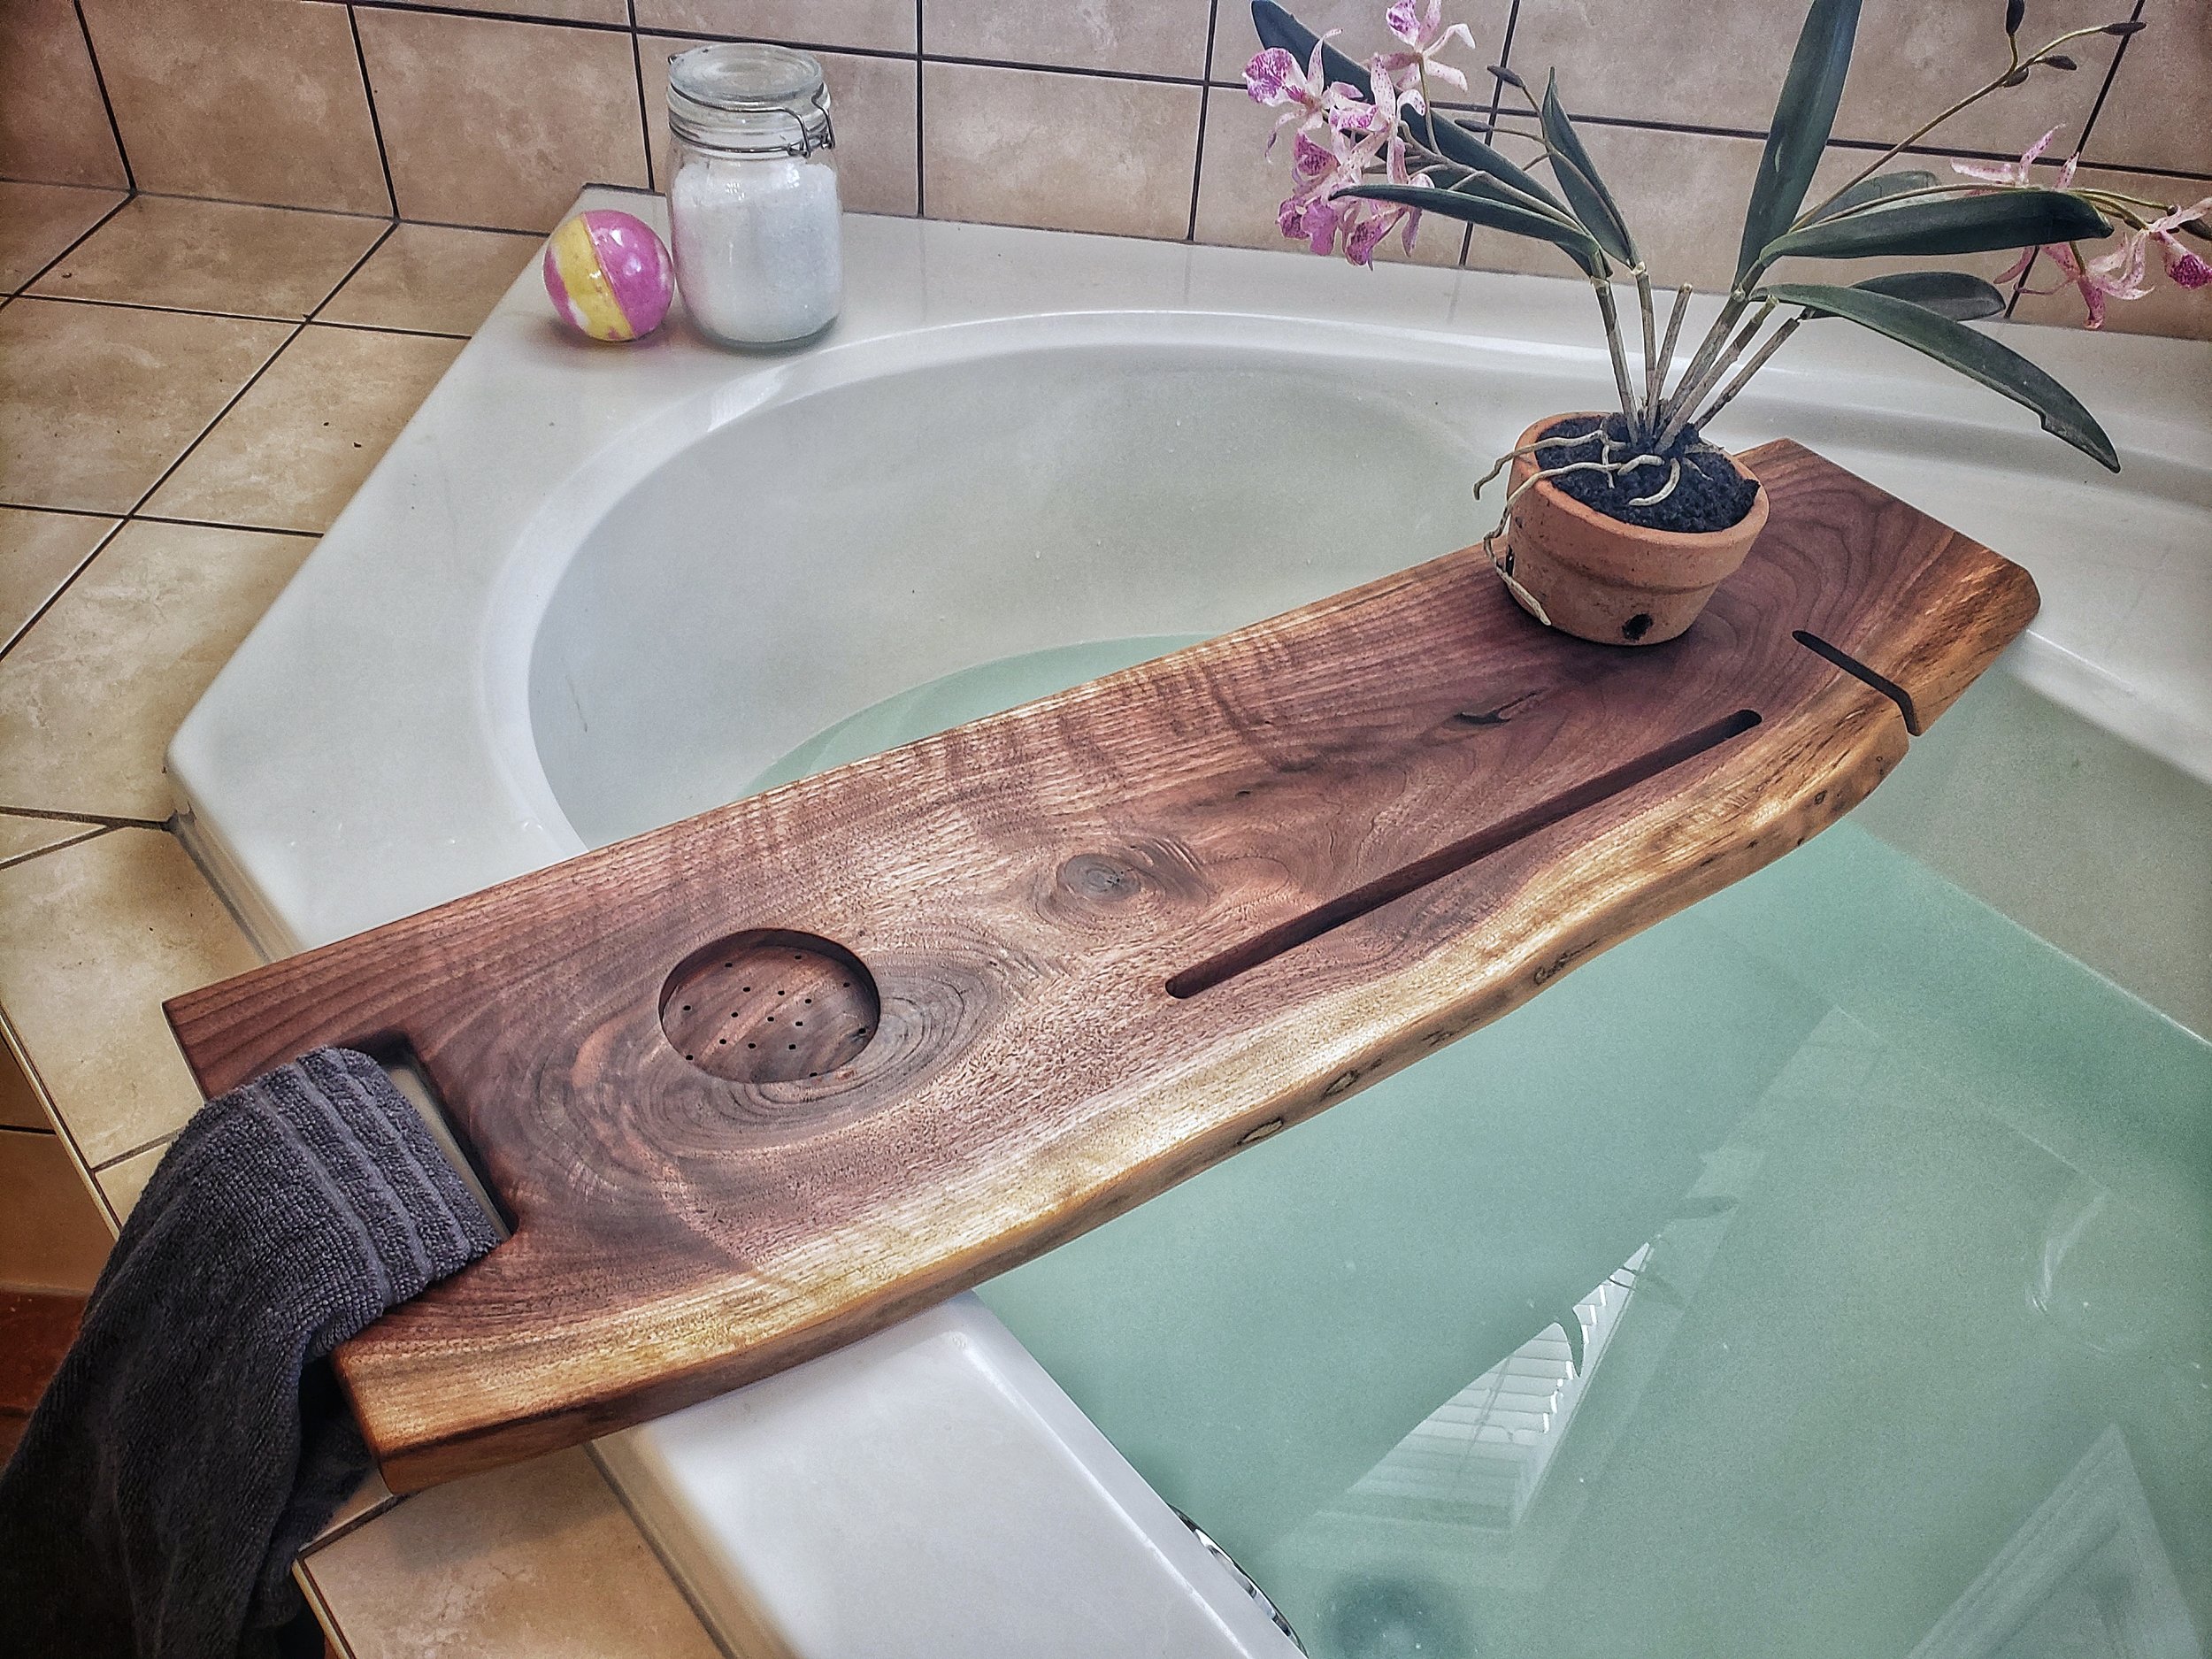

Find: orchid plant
[1246,0,2212,514]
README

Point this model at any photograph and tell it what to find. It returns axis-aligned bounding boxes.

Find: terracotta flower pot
[1492,414,1769,646]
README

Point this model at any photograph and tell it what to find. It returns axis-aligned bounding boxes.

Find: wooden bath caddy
[166,440,2037,1491]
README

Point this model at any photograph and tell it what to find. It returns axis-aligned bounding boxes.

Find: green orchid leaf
[1848,270,2008,320]
[1339,182,1606,275]
[1436,118,1571,214]
[1761,281,2118,469]
[1738,0,1864,277]
[1807,168,1938,221]
[1762,188,2110,262]
[1540,72,1636,266]
[1250,1,1369,97]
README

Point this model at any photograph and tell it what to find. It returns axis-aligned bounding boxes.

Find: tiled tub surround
[139,179,2208,1650]
[1,0,2208,333]
[0,0,2202,1648]
[0,196,711,1656]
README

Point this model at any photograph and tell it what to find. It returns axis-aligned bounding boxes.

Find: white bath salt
[671,155,843,347]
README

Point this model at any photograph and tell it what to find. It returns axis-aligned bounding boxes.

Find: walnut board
[165,441,2039,1492]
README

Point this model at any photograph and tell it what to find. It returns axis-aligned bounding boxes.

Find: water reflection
[756,639,2212,1659]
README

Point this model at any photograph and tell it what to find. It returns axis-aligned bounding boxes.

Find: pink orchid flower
[1959,133,2211,324]
[1245,35,1363,151]
[1382,0,1476,91]
[1951,124,2070,189]
[2148,197,2212,288]
[1338,119,1428,265]
[1955,128,2123,324]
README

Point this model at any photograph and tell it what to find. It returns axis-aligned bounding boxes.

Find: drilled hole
[661,929,880,1084]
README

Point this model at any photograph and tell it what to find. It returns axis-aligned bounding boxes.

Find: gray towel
[0,1047,498,1659]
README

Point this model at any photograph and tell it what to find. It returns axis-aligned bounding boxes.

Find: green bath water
[753,640,2212,1659]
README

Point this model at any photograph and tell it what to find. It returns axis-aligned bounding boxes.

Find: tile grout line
[70,0,134,194]
[0,221,404,668]
[9,191,134,301]
[1461,0,1525,268]
[137,218,399,508]
[0,804,165,830]
[1187,0,1224,242]
[914,0,927,219]
[0,1009,118,1235]
[628,7,658,196]
[0,518,128,666]
[0,219,403,657]
[0,826,109,874]
[4,328,318,656]
[92,1131,181,1175]
[10,289,468,340]
[347,4,403,220]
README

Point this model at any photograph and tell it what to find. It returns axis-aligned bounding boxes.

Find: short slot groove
[1793,629,1921,733]
[1165,710,1763,999]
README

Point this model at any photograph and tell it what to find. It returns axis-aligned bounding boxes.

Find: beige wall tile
[0,299,291,514]
[78,0,388,213]
[1836,0,2120,156]
[1212,0,1514,93]
[0,1035,57,1130]
[402,0,629,22]
[357,10,650,233]
[2008,165,2212,342]
[0,1126,111,1291]
[923,63,1201,240]
[1502,0,1803,132]
[1,508,115,649]
[0,181,123,293]
[1457,123,1764,290]
[926,0,1214,80]
[302,1448,722,1659]
[94,1138,164,1226]
[641,35,918,213]
[28,196,388,320]
[636,0,917,52]
[0,520,312,819]
[1505,0,2113,153]
[319,222,541,334]
[146,326,464,532]
[2087,0,2212,177]
[1194,88,1467,266]
[0,826,258,1165]
[0,0,128,188]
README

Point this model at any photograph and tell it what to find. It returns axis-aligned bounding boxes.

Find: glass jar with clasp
[665,42,843,348]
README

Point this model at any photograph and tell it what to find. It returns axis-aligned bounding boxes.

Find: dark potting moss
[1535,414,1759,534]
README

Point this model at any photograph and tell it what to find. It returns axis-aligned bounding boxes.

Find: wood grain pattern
[165,441,2039,1492]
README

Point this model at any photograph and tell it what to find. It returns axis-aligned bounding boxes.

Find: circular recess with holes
[659,929,879,1085]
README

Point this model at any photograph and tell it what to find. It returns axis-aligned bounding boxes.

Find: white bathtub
[172,192,2212,1657]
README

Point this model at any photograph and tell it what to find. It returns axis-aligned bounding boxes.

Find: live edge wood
[165,441,2039,1492]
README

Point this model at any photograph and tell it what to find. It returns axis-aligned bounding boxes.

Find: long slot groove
[1165,708,1763,998]
[1792,629,1921,733]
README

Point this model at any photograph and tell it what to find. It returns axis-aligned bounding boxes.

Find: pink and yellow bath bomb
[542,210,674,342]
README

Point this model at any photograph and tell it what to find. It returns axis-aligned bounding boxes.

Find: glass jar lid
[668,42,834,157]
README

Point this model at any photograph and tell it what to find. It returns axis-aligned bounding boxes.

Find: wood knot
[1057,853,1142,903]
[1041,839,1208,932]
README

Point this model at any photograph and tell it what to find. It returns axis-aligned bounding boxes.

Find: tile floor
[0,187,723,1657]
[0,191,534,1213]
